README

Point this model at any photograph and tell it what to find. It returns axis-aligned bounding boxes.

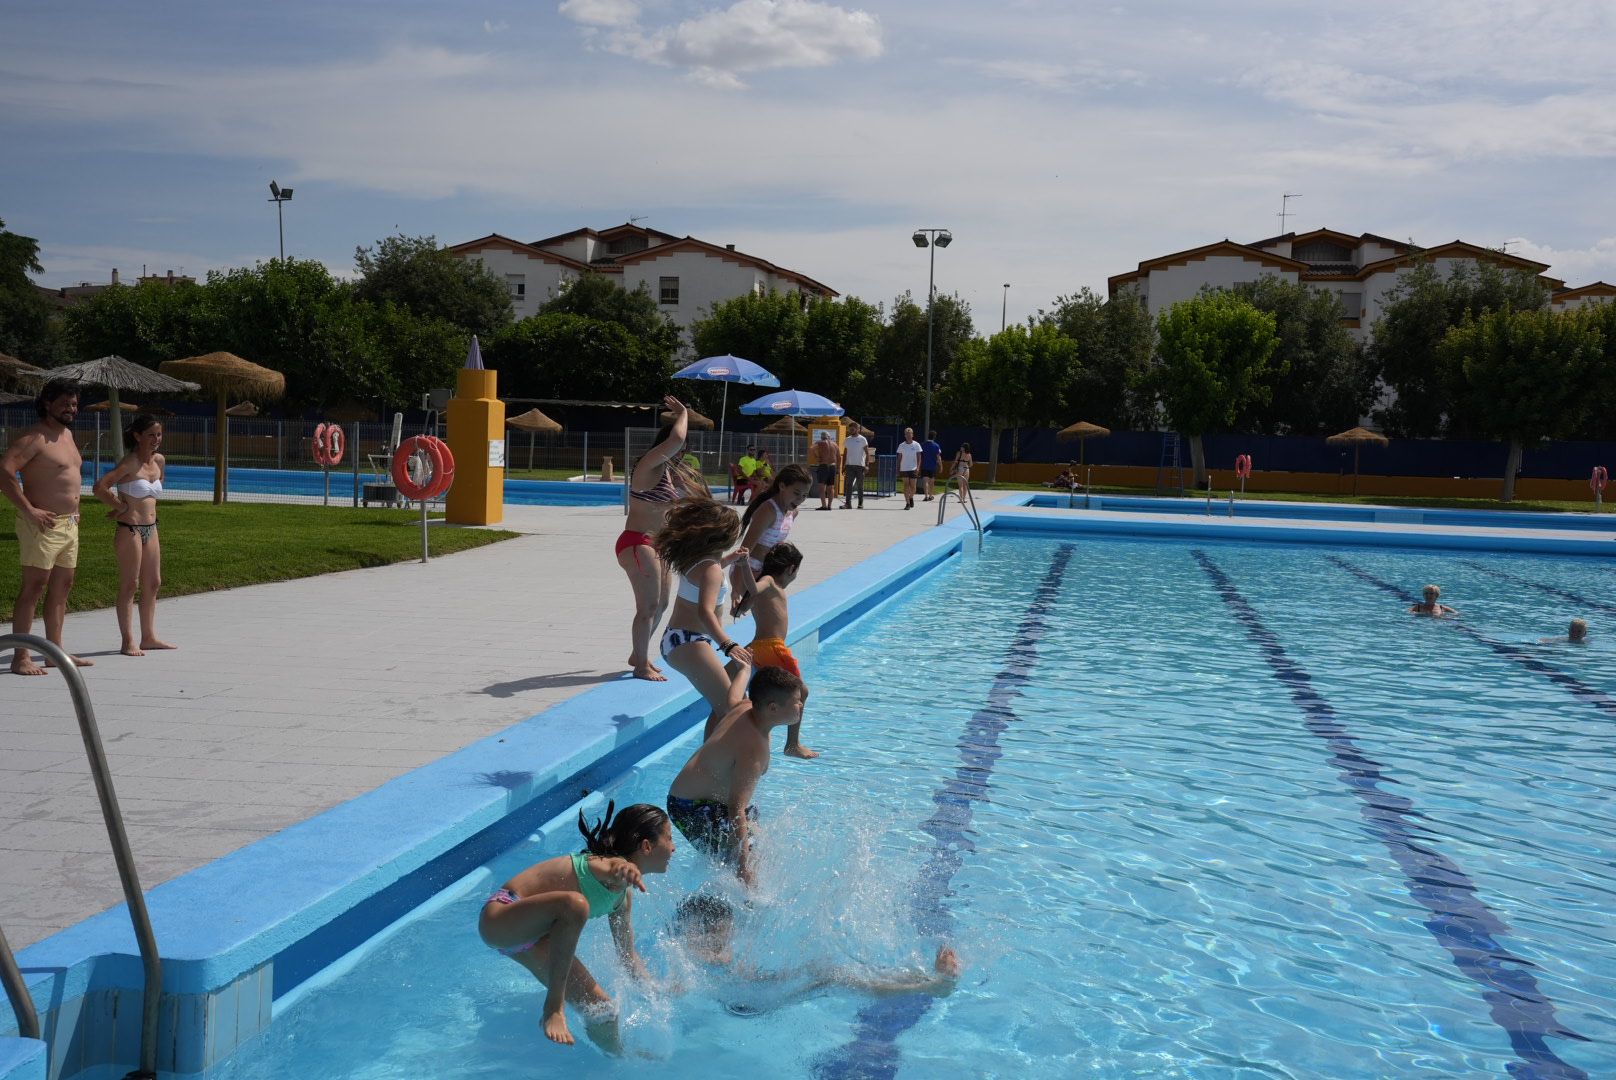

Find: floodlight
[281,187,294,200]
[935,231,952,248]
[912,231,928,248]
[269,181,280,197]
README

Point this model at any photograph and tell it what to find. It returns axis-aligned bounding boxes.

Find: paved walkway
[1,492,975,948]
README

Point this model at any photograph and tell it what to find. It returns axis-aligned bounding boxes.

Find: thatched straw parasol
[0,390,31,406]
[760,415,807,435]
[1056,420,1112,468]
[159,352,287,504]
[507,408,563,470]
[1326,426,1390,496]
[662,408,715,431]
[225,401,260,417]
[0,352,46,390]
[86,400,141,413]
[19,354,200,453]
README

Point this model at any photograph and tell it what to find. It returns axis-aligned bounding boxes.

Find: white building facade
[1110,229,1612,338]
[448,223,835,327]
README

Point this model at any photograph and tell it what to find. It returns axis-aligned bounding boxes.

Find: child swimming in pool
[666,664,807,888]
[1408,584,1458,617]
[478,801,674,1047]
[739,542,817,760]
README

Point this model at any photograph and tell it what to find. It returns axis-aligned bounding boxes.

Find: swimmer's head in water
[1422,584,1441,603]
[1570,618,1589,642]
[675,894,735,965]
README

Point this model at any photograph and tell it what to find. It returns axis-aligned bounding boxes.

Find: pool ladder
[0,633,163,1080]
[936,483,984,546]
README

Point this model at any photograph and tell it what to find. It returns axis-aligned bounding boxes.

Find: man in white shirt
[841,425,871,509]
[895,427,922,509]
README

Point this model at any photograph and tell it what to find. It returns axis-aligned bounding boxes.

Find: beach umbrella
[1326,425,1389,496]
[159,352,286,504]
[225,401,260,418]
[760,415,807,435]
[660,407,714,430]
[508,407,563,470]
[672,354,780,460]
[737,389,844,417]
[19,354,199,455]
[0,390,30,406]
[0,352,45,389]
[1056,420,1112,469]
[86,400,141,413]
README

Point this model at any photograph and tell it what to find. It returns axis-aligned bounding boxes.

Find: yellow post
[446,366,505,525]
[806,418,847,499]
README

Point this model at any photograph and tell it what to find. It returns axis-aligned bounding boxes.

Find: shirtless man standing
[2,380,93,674]
[666,664,806,887]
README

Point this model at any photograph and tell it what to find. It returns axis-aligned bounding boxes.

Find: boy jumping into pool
[738,542,817,760]
[666,664,807,888]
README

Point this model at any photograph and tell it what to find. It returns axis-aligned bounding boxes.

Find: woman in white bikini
[952,442,975,502]
[728,463,811,619]
[92,414,175,656]
[654,498,755,738]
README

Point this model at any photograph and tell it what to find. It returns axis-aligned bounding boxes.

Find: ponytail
[741,463,811,531]
[577,800,669,858]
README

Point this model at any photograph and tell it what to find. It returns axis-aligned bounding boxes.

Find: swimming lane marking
[1458,559,1616,619]
[812,542,1076,1080]
[1199,550,1589,1080]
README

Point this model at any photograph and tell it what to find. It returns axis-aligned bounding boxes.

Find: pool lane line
[811,542,1077,1080]
[1458,559,1616,618]
[1328,555,1616,719]
[1195,551,1590,1080]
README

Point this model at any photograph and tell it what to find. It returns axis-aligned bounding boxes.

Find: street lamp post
[268,181,295,260]
[911,228,952,436]
[1001,283,1010,332]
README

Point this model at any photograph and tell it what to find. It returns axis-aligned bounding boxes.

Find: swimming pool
[1019,491,1616,533]
[73,463,625,505]
[171,531,1614,1078]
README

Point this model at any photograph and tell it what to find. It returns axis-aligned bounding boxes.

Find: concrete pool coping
[7,501,1614,1078]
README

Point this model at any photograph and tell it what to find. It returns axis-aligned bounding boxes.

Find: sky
[3,0,1615,330]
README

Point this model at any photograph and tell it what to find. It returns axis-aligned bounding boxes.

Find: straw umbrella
[225,401,261,418]
[19,355,199,456]
[760,415,806,435]
[86,400,141,412]
[1056,420,1112,469]
[0,390,30,406]
[662,407,714,430]
[159,352,287,504]
[1326,426,1389,496]
[507,407,562,470]
[0,352,45,389]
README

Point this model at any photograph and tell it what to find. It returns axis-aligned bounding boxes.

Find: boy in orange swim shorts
[740,542,816,759]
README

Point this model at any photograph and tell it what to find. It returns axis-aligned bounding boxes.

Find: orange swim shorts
[748,637,801,678]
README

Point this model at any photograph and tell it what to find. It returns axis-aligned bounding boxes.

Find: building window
[660,276,680,305]
[506,274,526,300]
[1339,291,1362,318]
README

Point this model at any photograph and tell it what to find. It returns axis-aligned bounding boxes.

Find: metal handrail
[0,634,161,1080]
[935,483,984,539]
[1,924,39,1040]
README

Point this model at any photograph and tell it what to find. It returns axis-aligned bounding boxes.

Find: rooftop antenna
[1276,192,1302,233]
[629,215,648,226]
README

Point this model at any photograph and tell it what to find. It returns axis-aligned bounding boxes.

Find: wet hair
[741,463,812,531]
[1569,618,1588,639]
[1422,584,1440,599]
[577,800,669,858]
[761,541,802,581]
[748,664,805,710]
[654,497,741,575]
[674,893,734,934]
[35,378,79,418]
[123,413,161,450]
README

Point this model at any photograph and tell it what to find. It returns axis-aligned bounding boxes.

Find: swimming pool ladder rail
[0,633,163,1080]
[936,484,984,544]
[1,924,39,1041]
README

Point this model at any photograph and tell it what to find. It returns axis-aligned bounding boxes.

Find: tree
[689,290,806,386]
[801,295,884,410]
[0,217,60,364]
[352,234,513,338]
[1227,277,1372,435]
[1370,260,1550,437]
[62,278,210,368]
[1440,308,1603,501]
[868,292,974,424]
[1575,300,1616,441]
[489,312,673,403]
[543,273,681,362]
[1150,292,1280,485]
[943,323,1076,482]
[1040,287,1157,428]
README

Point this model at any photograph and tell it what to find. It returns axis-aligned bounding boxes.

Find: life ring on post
[324,425,345,466]
[1591,465,1607,493]
[392,435,456,501]
[312,423,331,467]
[1235,454,1252,480]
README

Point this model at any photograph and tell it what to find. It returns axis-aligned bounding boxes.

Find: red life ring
[324,425,345,466]
[312,423,331,467]
[1591,466,1608,493]
[1235,454,1252,479]
[392,435,455,501]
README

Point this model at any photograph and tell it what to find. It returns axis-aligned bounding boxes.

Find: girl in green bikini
[478,802,675,1047]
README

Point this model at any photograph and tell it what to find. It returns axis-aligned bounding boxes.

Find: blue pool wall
[75,464,626,506]
[2,514,976,1080]
[7,504,1616,1079]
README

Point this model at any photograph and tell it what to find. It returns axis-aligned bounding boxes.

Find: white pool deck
[3,492,1611,949]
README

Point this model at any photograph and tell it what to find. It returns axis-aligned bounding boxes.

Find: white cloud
[1505,237,1616,288]
[482,19,510,35]
[557,0,640,29]
[951,58,1143,93]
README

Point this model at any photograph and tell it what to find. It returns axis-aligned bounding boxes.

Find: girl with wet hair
[730,462,811,618]
[477,800,675,1048]
[655,498,756,737]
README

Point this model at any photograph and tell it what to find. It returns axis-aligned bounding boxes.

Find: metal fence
[623,427,812,496]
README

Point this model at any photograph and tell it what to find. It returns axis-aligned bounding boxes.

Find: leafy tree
[352,234,513,338]
[1370,260,1550,437]
[944,323,1077,482]
[800,295,884,410]
[1040,287,1157,428]
[196,258,350,406]
[543,273,681,361]
[1227,278,1372,435]
[1574,300,1616,441]
[868,291,974,424]
[62,278,210,368]
[689,290,806,390]
[489,312,673,403]
[1150,292,1279,485]
[1440,308,1603,501]
[0,217,61,364]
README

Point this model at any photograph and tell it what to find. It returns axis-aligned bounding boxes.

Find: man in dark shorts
[919,430,943,501]
[895,427,922,509]
[841,424,870,508]
[809,431,839,510]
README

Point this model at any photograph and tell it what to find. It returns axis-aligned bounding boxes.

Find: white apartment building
[1109,228,1612,337]
[448,222,835,327]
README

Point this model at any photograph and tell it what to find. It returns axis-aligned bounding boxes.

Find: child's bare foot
[44,654,93,668]
[139,638,177,650]
[10,655,46,676]
[934,947,961,978]
[542,1005,575,1046]
[785,744,820,760]
[631,664,667,682]
[121,642,144,657]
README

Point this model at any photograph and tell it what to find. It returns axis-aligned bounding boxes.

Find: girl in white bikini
[92,414,175,656]
[654,498,755,739]
[729,463,811,619]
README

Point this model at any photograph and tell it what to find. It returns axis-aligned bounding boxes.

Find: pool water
[203,535,1616,1078]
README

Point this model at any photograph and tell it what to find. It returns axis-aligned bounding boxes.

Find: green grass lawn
[0,502,517,619]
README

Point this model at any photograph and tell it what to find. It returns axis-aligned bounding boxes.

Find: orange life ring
[392,435,455,501]
[1235,454,1252,479]
[324,425,345,466]
[1591,466,1607,493]
[312,423,331,467]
